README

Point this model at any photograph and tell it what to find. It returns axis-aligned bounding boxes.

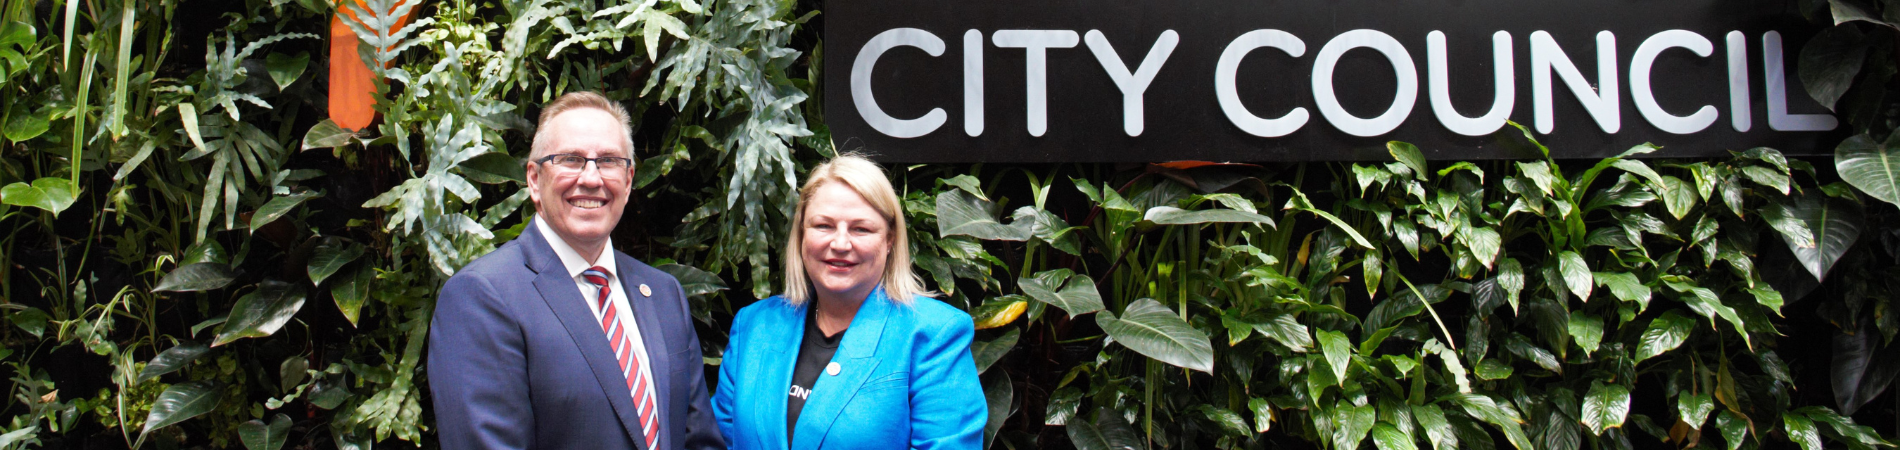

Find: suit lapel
[790,288,894,450]
[619,253,673,447]
[523,222,648,449]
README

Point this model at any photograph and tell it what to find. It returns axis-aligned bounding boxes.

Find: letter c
[852,28,947,138]
[1216,29,1308,137]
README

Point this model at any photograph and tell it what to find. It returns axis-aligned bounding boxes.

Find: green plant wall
[2,0,1900,449]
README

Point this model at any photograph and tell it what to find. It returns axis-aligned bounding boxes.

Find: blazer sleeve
[428,272,534,449]
[711,306,750,448]
[674,280,729,450]
[907,309,986,450]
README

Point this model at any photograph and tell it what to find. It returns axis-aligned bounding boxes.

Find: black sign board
[823,0,1844,162]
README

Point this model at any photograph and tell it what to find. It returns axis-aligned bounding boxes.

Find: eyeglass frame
[533,153,636,177]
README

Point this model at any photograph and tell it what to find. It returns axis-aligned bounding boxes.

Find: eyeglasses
[536,154,635,175]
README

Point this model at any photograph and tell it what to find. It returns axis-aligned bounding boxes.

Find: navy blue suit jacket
[429,220,724,450]
[713,287,985,450]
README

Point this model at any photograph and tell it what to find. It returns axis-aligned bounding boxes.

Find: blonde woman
[712,154,985,450]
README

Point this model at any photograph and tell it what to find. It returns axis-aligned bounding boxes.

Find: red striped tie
[581,266,660,449]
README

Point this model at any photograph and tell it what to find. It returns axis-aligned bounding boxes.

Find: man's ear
[524,162,542,202]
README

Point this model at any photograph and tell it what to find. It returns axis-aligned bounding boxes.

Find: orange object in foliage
[328,0,415,132]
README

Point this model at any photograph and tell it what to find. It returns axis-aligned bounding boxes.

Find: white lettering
[993,30,1082,137]
[1631,30,1717,134]
[1313,29,1418,137]
[851,28,947,138]
[1531,31,1620,134]
[1727,31,1752,132]
[1428,31,1514,136]
[1764,31,1838,131]
[1084,30,1180,136]
[965,30,985,136]
[1216,29,1308,137]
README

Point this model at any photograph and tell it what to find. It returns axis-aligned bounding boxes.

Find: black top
[787,307,846,442]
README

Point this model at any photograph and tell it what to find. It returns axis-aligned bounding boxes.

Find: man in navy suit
[429,91,724,450]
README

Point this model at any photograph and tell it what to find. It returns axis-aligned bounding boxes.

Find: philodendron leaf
[1096,298,1215,373]
[1837,132,1900,207]
[1067,409,1140,450]
[214,281,309,347]
[1678,393,1714,430]
[1318,329,1352,384]
[1249,397,1273,433]
[1388,141,1429,180]
[1797,24,1866,111]
[1771,193,1862,282]
[239,413,292,450]
[264,51,309,91]
[154,263,238,292]
[301,119,354,150]
[1567,313,1604,355]
[139,341,210,381]
[307,238,365,286]
[1582,381,1632,435]
[1716,410,1748,450]
[1659,175,1698,219]
[1142,206,1274,227]
[250,191,321,230]
[1371,422,1419,450]
[330,265,373,327]
[1197,405,1252,437]
[1414,405,1456,450]
[937,189,1030,241]
[0,177,77,216]
[1252,313,1313,353]
[1635,311,1694,362]
[138,381,223,444]
[982,372,1013,450]
[1592,272,1651,308]
[3,101,50,142]
[1558,251,1592,300]
[1332,402,1378,450]
[971,328,1019,374]
[1019,270,1105,315]
[970,297,1028,330]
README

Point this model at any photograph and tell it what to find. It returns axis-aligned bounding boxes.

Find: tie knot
[581,266,612,287]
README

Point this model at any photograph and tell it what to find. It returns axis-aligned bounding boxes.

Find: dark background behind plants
[3,0,1900,449]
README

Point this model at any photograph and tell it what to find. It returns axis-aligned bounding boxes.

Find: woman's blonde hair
[782,153,932,306]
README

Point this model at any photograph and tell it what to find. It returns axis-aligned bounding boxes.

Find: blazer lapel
[523,222,648,449]
[790,288,894,450]
[619,254,673,446]
[749,303,801,450]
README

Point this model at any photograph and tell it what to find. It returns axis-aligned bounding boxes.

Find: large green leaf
[1318,329,1352,384]
[1770,193,1861,282]
[1567,313,1604,355]
[1414,405,1456,450]
[331,265,373,327]
[264,51,309,91]
[458,152,528,185]
[971,328,1019,374]
[138,381,223,444]
[1197,405,1251,437]
[154,263,239,293]
[1249,397,1274,433]
[1557,251,1592,300]
[937,189,1030,241]
[0,177,76,216]
[1837,132,1900,207]
[307,238,365,286]
[214,281,309,347]
[1783,412,1823,450]
[1252,313,1313,353]
[1716,410,1748,450]
[1332,402,1377,450]
[1658,175,1697,219]
[139,342,210,381]
[3,101,49,142]
[982,372,1013,450]
[1067,409,1140,450]
[1678,393,1714,430]
[1143,206,1274,227]
[1388,141,1429,180]
[301,119,354,150]
[1831,318,1900,415]
[1096,299,1214,373]
[1634,311,1694,362]
[1797,24,1866,111]
[249,191,321,230]
[1592,272,1651,308]
[1371,422,1418,450]
[1449,393,1532,450]
[1019,270,1105,315]
[1581,382,1631,435]
[239,413,292,450]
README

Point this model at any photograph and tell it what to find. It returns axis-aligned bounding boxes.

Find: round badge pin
[639,284,652,297]
[826,362,841,376]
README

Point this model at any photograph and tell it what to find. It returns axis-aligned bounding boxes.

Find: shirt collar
[535,215,617,279]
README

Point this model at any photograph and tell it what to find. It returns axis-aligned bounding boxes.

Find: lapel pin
[639,284,652,297]
[826,362,841,376]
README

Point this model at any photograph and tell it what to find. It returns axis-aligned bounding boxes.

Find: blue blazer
[713,288,985,450]
[428,220,725,450]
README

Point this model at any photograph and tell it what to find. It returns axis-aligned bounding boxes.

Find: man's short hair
[529,91,636,160]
